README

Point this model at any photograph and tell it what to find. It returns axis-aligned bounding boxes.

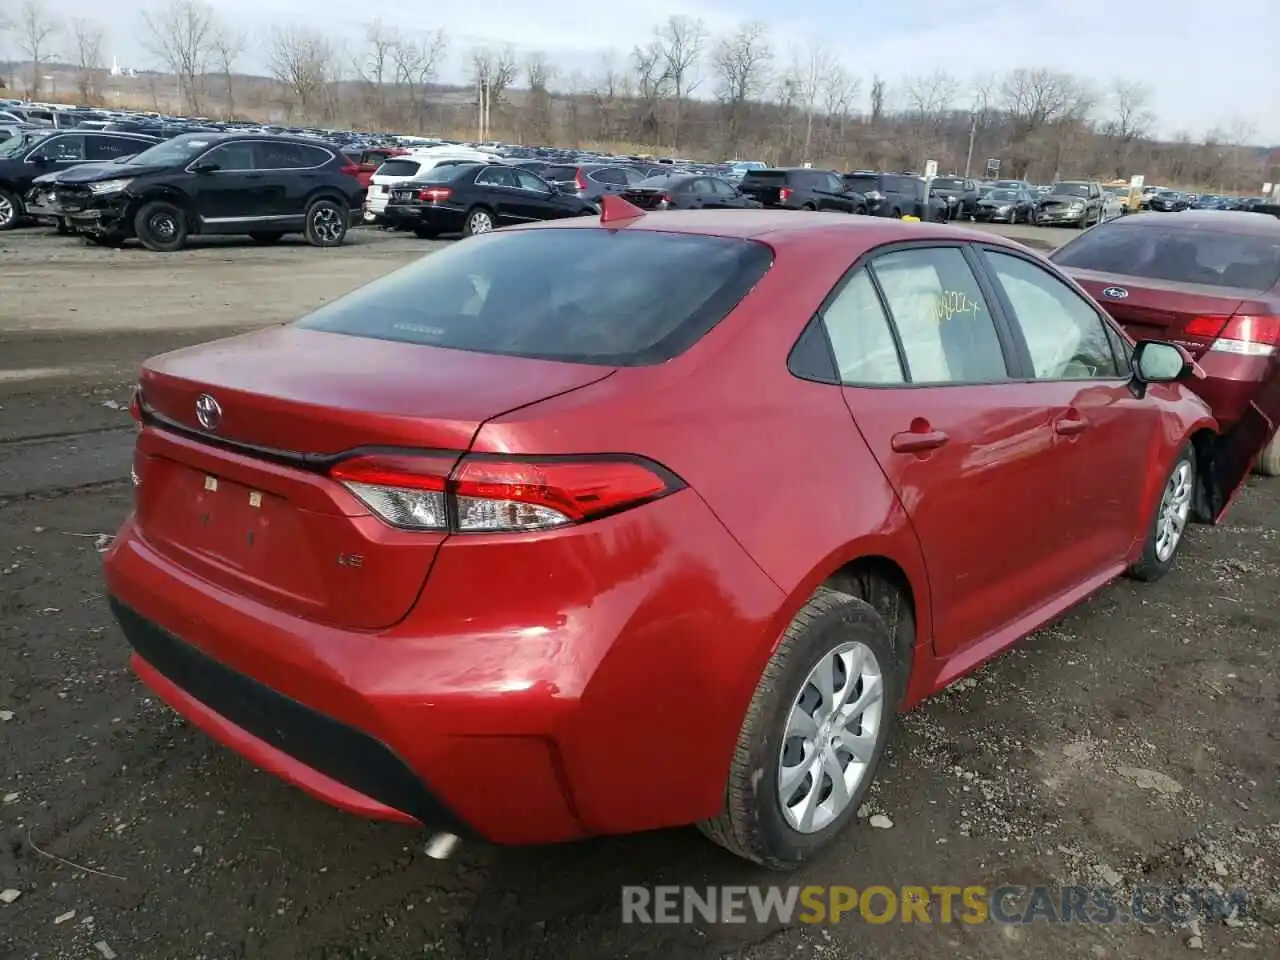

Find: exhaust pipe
[424,832,461,860]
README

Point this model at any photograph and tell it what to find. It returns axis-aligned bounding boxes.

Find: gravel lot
[1,223,1277,960]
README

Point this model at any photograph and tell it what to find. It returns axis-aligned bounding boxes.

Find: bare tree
[470,45,518,137]
[902,70,956,126]
[869,76,886,125]
[358,19,397,113]
[655,15,706,150]
[1100,79,1153,176]
[392,30,448,117]
[999,67,1094,175]
[70,18,105,103]
[16,0,59,100]
[266,24,334,120]
[140,0,217,114]
[631,38,667,144]
[210,27,245,119]
[522,52,555,145]
[711,21,773,155]
[788,40,832,162]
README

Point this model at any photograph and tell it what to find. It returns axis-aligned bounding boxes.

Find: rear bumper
[103,489,783,844]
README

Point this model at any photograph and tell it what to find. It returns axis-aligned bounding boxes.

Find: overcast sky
[24,0,1280,142]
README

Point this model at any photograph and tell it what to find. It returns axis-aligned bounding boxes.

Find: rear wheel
[1127,445,1196,582]
[304,199,348,247]
[134,201,187,252]
[462,207,494,236]
[698,587,899,869]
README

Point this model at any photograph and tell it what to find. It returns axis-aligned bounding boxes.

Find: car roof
[509,209,1033,249]
[1116,210,1280,236]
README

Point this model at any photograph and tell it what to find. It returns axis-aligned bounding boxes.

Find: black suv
[928,175,980,219]
[0,129,161,230]
[738,168,863,213]
[52,132,365,251]
[841,172,943,220]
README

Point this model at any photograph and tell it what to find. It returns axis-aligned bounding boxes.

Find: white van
[364,149,501,223]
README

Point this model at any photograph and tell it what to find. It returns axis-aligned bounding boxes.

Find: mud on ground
[0,225,1276,960]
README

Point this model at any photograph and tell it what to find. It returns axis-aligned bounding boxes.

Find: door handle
[891,428,949,453]
[1054,415,1088,436]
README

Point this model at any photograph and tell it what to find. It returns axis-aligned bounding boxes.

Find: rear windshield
[542,165,579,182]
[1052,183,1091,197]
[741,171,787,183]
[1052,223,1280,291]
[296,229,774,365]
[377,159,421,177]
[932,178,965,191]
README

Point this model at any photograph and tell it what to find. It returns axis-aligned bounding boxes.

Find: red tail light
[339,162,361,179]
[1186,314,1280,356]
[128,387,142,423]
[329,453,681,532]
[574,169,588,192]
[417,186,453,203]
[779,186,793,202]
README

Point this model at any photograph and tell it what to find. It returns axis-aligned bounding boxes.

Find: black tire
[134,200,188,252]
[462,206,495,237]
[304,198,348,247]
[1126,445,1196,582]
[698,587,900,870]
[412,225,439,240]
[0,189,24,231]
[800,203,816,211]
[249,231,284,245]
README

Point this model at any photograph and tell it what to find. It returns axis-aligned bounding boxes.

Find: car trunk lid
[133,326,615,629]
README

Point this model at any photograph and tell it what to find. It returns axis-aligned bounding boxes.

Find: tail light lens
[779,186,793,202]
[574,169,588,192]
[330,453,681,533]
[339,162,361,179]
[128,386,142,424]
[1186,314,1280,356]
[417,186,452,203]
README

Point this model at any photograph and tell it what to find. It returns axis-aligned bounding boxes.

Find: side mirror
[1133,340,1197,383]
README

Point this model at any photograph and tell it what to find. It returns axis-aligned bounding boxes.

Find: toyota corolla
[104,200,1251,869]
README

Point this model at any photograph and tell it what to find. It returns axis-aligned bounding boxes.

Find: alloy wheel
[0,195,14,228]
[150,212,177,241]
[312,207,343,243]
[469,210,493,234]
[777,640,884,833]
[1155,460,1193,562]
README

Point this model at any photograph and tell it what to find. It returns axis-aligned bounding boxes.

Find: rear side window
[377,159,421,177]
[296,230,774,366]
[870,247,1009,383]
[1052,223,1280,291]
[86,136,150,160]
[543,165,578,182]
[742,171,787,184]
[821,270,905,385]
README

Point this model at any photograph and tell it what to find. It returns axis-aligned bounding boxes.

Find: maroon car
[1052,211,1280,477]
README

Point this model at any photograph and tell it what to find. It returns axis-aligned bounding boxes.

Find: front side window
[984,251,1121,379]
[513,169,548,191]
[870,247,1008,383]
[199,142,255,170]
[821,270,905,385]
[35,134,85,161]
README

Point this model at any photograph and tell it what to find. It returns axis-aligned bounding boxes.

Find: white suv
[364,150,500,223]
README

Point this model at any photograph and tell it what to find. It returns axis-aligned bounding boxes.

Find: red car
[1052,210,1280,476]
[104,204,1248,869]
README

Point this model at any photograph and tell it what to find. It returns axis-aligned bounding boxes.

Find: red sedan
[104,203,1245,869]
[1052,210,1280,477]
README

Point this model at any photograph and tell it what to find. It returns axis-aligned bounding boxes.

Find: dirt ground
[1,223,1276,960]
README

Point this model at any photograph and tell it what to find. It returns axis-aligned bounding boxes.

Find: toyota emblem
[1101,286,1129,300]
[195,393,222,431]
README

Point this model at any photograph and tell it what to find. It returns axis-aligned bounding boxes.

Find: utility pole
[477,80,489,141]
[963,111,978,179]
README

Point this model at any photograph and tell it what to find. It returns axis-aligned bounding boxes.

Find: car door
[819,171,854,212]
[975,246,1154,580]
[188,141,264,226]
[707,176,748,208]
[511,167,568,220]
[472,165,525,223]
[23,133,88,188]
[826,244,1069,656]
[252,140,327,222]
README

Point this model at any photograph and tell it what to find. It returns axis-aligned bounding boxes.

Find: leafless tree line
[0,0,1268,190]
